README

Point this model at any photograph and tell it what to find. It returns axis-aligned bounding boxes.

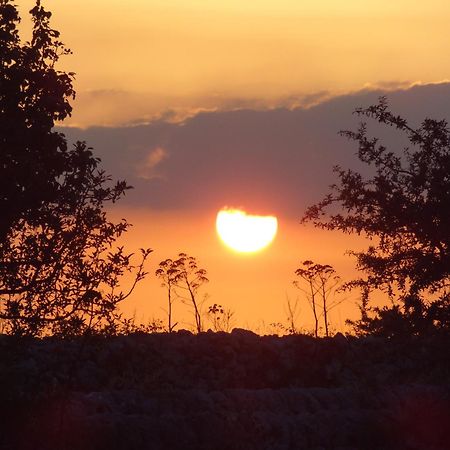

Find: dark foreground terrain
[1,330,449,450]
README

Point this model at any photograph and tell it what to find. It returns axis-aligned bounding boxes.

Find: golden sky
[114,209,369,333]
[18,0,450,126]
[17,1,450,332]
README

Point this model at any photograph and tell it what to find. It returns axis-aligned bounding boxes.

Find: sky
[18,0,450,127]
[17,0,450,332]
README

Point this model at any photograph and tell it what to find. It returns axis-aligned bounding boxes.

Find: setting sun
[216,208,278,253]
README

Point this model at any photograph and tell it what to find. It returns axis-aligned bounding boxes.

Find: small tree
[155,258,179,332]
[0,0,75,238]
[294,260,342,337]
[156,253,208,333]
[303,98,450,335]
[0,1,151,336]
[0,140,152,337]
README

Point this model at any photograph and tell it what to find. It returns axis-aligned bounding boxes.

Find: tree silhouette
[156,253,208,333]
[0,0,75,238]
[155,258,179,332]
[0,1,151,336]
[294,260,341,337]
[303,98,450,335]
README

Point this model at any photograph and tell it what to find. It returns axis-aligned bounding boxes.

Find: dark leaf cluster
[0,1,151,337]
[303,97,450,335]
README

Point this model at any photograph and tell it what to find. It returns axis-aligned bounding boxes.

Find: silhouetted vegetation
[283,295,301,335]
[155,257,179,332]
[207,303,235,332]
[0,0,74,238]
[294,261,342,337]
[2,2,450,450]
[303,98,450,337]
[156,253,208,333]
[0,0,151,337]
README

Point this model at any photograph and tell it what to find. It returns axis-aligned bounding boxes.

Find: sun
[216,208,278,253]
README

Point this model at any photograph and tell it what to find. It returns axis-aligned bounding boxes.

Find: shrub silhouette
[294,260,342,337]
[156,253,208,333]
[207,303,235,332]
[0,0,151,336]
[303,98,450,336]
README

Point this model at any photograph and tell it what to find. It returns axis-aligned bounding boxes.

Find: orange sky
[17,0,450,126]
[112,208,374,333]
[16,0,450,333]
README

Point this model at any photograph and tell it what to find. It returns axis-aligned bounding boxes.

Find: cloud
[61,80,438,129]
[60,82,450,218]
[136,147,169,180]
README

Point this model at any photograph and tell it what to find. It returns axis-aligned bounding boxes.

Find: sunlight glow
[216,208,278,253]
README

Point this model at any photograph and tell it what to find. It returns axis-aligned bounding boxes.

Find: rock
[231,328,258,338]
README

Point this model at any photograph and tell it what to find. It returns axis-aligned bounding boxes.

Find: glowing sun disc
[216,208,278,253]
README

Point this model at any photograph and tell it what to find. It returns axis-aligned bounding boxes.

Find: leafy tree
[156,253,208,333]
[0,0,151,336]
[294,260,341,337]
[0,0,74,238]
[303,98,450,335]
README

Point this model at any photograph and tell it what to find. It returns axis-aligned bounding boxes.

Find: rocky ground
[1,330,450,449]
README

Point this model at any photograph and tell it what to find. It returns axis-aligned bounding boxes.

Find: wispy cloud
[136,147,169,180]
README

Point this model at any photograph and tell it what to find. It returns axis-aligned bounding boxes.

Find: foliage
[117,317,165,335]
[0,141,152,336]
[207,303,235,332]
[348,287,450,338]
[0,0,75,238]
[155,257,179,332]
[284,295,301,335]
[156,253,208,333]
[0,1,151,337]
[266,322,288,336]
[303,97,450,335]
[294,260,342,337]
